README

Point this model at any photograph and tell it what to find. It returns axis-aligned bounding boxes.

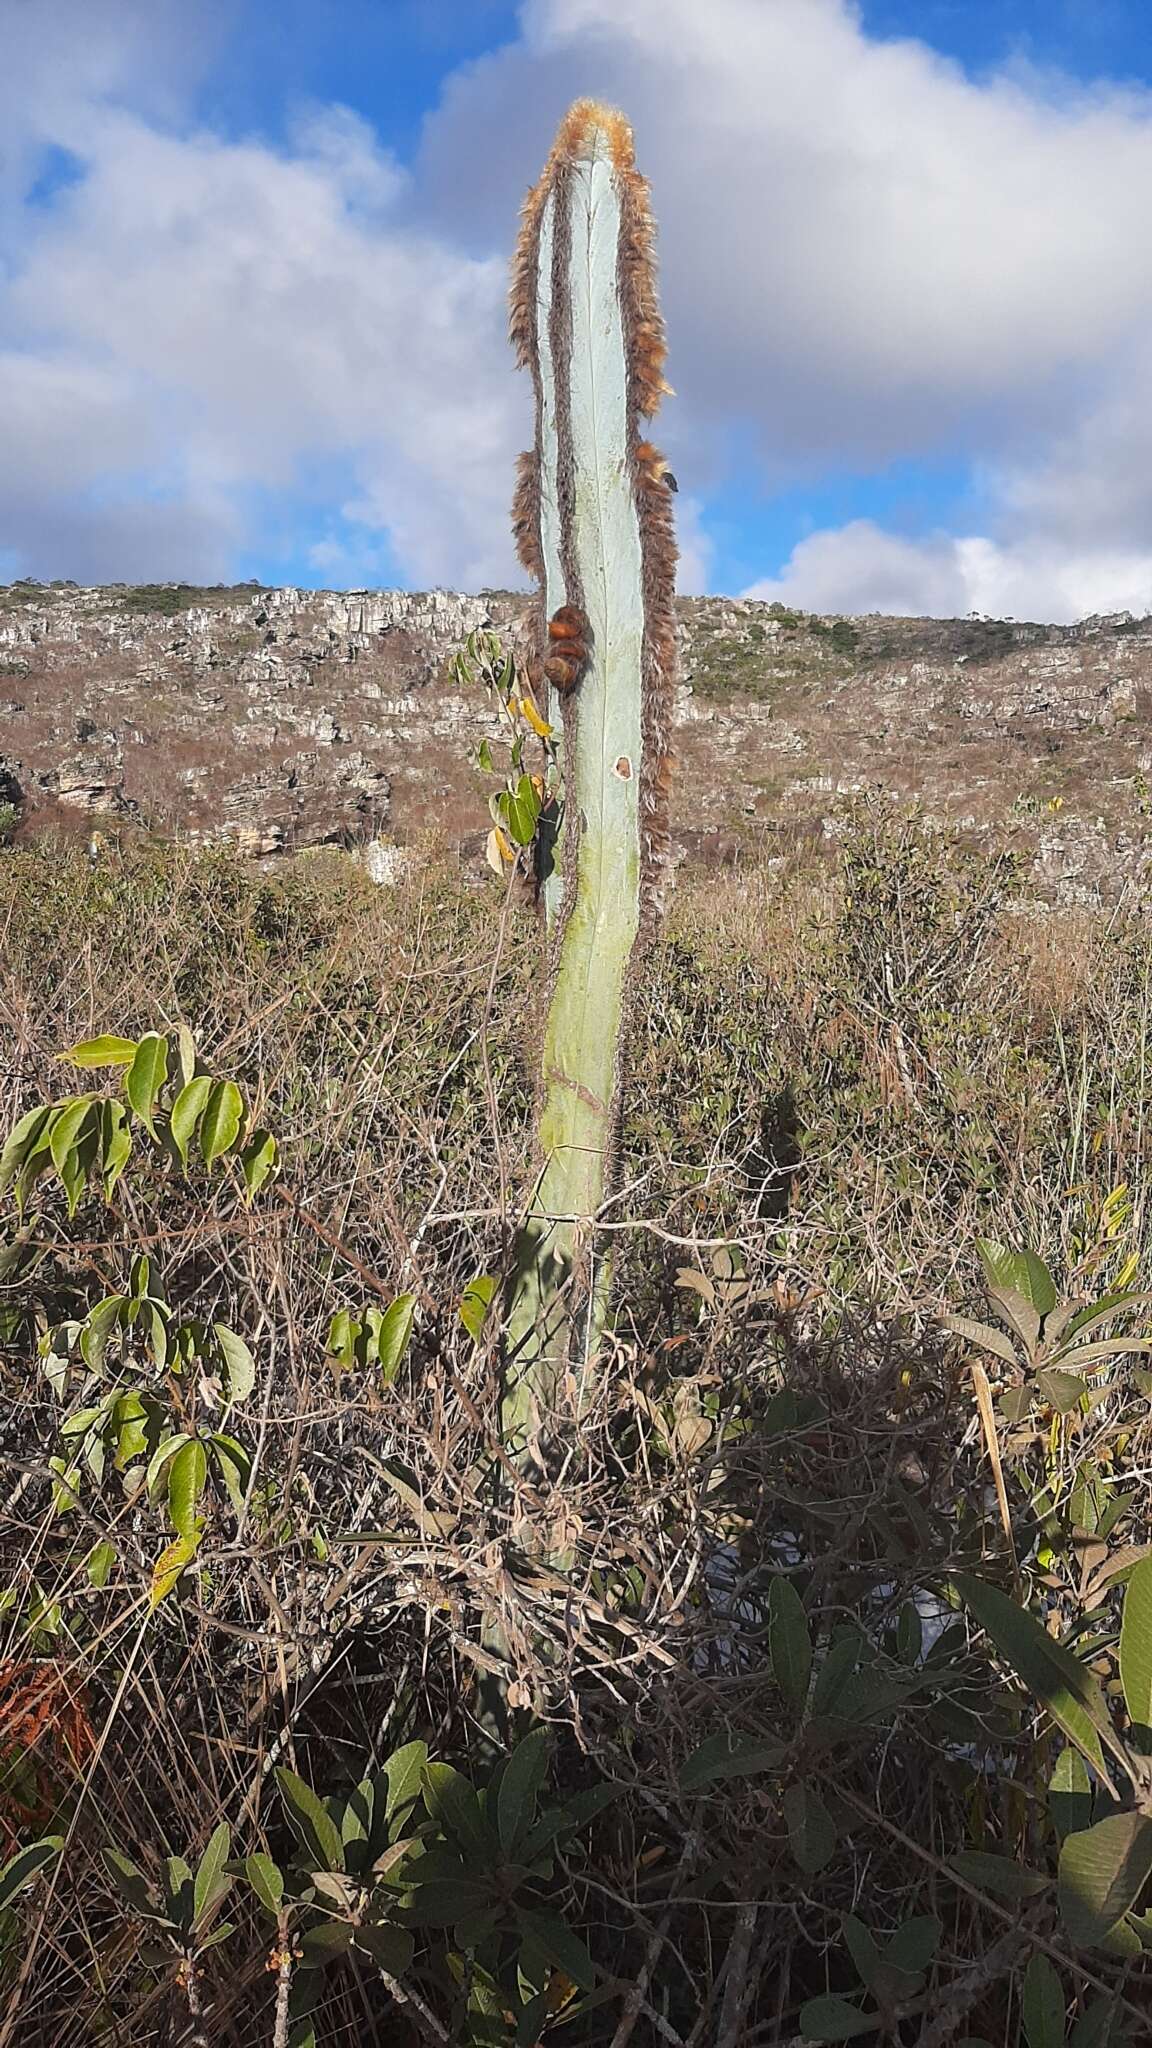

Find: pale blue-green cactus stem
[504,120,647,1451]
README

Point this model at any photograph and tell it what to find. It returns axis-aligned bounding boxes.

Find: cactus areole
[505,102,677,1460]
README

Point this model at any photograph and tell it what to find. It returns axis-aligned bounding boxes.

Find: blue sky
[5,0,1152,618]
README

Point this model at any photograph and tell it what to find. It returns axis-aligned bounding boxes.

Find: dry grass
[1,810,1151,2044]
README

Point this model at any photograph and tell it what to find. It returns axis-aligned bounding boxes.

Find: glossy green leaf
[243,1853,283,1914]
[1059,1811,1152,1947]
[49,1098,95,1175]
[167,1437,207,1539]
[194,1822,232,1926]
[275,1769,344,1873]
[169,1076,212,1170]
[384,1741,428,1821]
[0,1836,63,1912]
[200,1079,243,1167]
[126,1033,169,1136]
[978,1241,1058,1316]
[370,1295,415,1383]
[239,1128,278,1201]
[0,1104,52,1195]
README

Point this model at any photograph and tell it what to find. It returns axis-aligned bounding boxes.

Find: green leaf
[678,1729,787,1791]
[809,1633,862,1720]
[49,1098,95,1175]
[515,1992,549,2048]
[243,1854,283,1915]
[276,1769,345,1873]
[953,1576,1110,1770]
[86,1539,116,1589]
[949,1852,1050,1899]
[769,1577,813,1719]
[300,1922,354,1963]
[167,1437,208,1539]
[199,1079,243,1167]
[0,1104,52,1195]
[102,1847,154,1915]
[60,1034,138,1069]
[370,1295,415,1383]
[1059,1812,1152,1947]
[163,1855,195,1932]
[1119,1556,1152,1727]
[884,1916,941,1974]
[799,1994,879,2041]
[420,1763,492,1863]
[402,1878,489,1927]
[1022,1952,1066,2048]
[1069,1996,1119,2048]
[500,773,542,847]
[1036,1370,1089,1413]
[940,1313,1022,1371]
[978,1241,1058,1316]
[146,1430,189,1498]
[213,1324,257,1404]
[194,1822,232,1926]
[353,1923,415,1975]
[209,1433,251,1516]
[384,1741,428,1822]
[239,1128,278,1201]
[497,1729,550,1856]
[0,1837,62,1912]
[783,1782,837,1876]
[514,1910,596,1992]
[126,1033,169,1137]
[149,1532,200,1608]
[1050,1749,1094,1842]
[841,1915,881,1993]
[459,1274,497,1344]
[100,1098,132,1197]
[169,1076,212,1171]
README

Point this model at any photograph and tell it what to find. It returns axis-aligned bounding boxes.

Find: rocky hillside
[2,579,1151,899]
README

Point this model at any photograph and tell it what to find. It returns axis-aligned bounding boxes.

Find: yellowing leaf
[149,1533,200,1608]
[520,695,552,738]
[58,1035,138,1069]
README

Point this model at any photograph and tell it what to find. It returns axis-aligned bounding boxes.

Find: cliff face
[2,580,1152,898]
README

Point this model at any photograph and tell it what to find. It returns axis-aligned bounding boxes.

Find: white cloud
[5,0,1152,611]
[743,521,1152,624]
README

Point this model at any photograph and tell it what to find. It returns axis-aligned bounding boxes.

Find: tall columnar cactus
[504,101,677,1460]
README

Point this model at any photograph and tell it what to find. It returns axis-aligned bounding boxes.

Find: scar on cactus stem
[503,100,677,1471]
